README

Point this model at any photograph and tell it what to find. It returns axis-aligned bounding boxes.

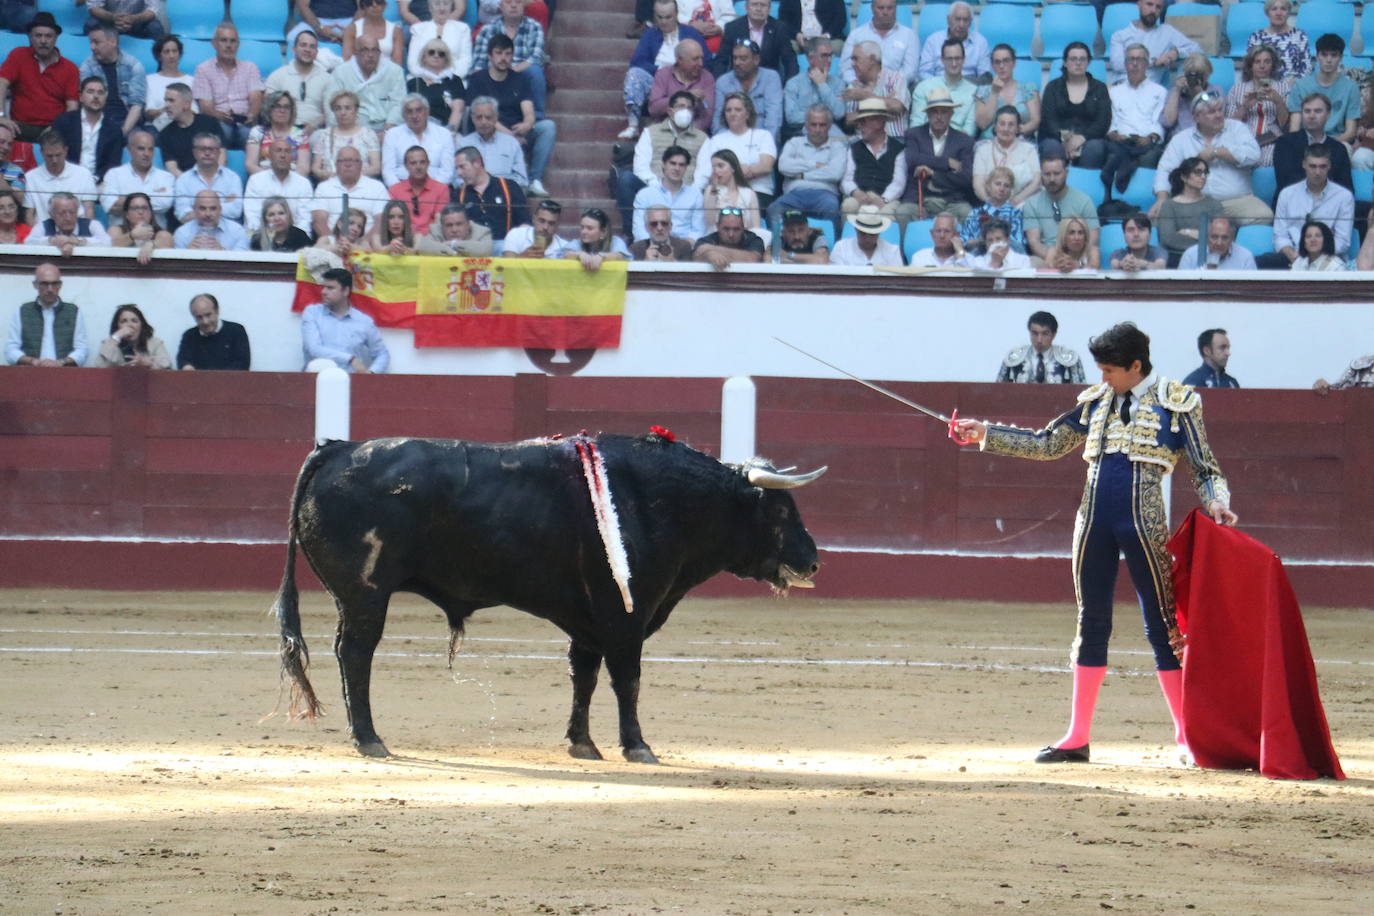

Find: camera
[655,241,671,255]
[1186,71,1203,89]
[118,339,136,359]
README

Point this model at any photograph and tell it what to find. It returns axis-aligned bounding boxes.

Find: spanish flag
[293,255,627,348]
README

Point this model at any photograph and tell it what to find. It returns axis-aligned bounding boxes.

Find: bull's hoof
[355,739,391,758]
[568,741,603,760]
[622,745,659,764]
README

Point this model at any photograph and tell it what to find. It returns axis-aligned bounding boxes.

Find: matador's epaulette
[1159,378,1201,413]
[1076,382,1110,423]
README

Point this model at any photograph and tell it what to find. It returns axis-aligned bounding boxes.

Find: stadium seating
[230,6,290,42]
[901,219,934,262]
[48,2,88,36]
[1101,3,1138,45]
[807,216,837,250]
[1039,5,1098,61]
[238,40,285,77]
[177,5,229,40]
[1208,57,1236,92]
[1252,166,1277,206]
[841,213,904,252]
[56,33,89,65]
[1353,169,1374,204]
[1118,168,1158,211]
[1068,166,1106,208]
[916,4,949,42]
[976,5,1036,56]
[1237,223,1274,255]
[1225,3,1270,58]
[1098,221,1125,263]
[1295,2,1355,51]
[1014,59,1043,86]
[226,149,247,181]
[180,40,217,75]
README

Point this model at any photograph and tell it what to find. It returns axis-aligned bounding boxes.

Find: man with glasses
[1178,215,1256,269]
[917,2,990,81]
[711,38,783,142]
[841,0,917,85]
[382,94,454,186]
[1101,44,1166,200]
[26,190,112,254]
[632,143,704,242]
[7,263,87,367]
[1023,152,1100,261]
[692,206,765,269]
[99,128,173,223]
[783,37,845,142]
[715,0,797,83]
[387,145,448,235]
[1108,0,1200,84]
[911,40,976,137]
[1151,94,1271,226]
[265,29,331,132]
[768,105,845,227]
[192,22,264,150]
[504,198,572,258]
[631,204,693,261]
[172,131,242,222]
[245,138,314,233]
[157,83,223,177]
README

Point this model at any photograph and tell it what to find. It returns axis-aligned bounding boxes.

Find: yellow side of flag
[413,257,627,317]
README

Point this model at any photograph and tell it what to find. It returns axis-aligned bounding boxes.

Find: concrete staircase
[542,1,639,228]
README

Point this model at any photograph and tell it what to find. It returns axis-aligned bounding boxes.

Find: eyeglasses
[647,219,671,227]
[193,144,219,152]
[36,280,62,287]
[1050,200,1062,223]
[719,207,743,217]
[1191,166,1209,175]
[425,49,447,56]
[298,81,307,100]
[410,195,421,215]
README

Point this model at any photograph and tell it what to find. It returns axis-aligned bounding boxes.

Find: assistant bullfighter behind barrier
[273,429,825,761]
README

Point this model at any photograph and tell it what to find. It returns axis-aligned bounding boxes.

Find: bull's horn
[746,465,828,489]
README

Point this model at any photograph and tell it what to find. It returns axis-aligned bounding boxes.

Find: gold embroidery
[1131,463,1181,661]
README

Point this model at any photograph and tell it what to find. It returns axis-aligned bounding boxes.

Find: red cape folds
[1170,510,1344,780]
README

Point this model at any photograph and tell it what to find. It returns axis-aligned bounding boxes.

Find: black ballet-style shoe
[1035,743,1090,763]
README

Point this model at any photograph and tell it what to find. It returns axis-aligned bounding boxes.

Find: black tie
[1035,352,1046,383]
[1119,392,1132,425]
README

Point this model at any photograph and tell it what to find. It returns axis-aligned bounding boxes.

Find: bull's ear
[746,466,827,489]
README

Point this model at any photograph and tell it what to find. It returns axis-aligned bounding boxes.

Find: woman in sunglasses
[407,39,467,131]
[406,0,473,77]
[565,208,632,271]
[369,199,416,255]
[1155,157,1222,267]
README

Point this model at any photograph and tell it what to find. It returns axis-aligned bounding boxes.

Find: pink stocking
[1056,665,1107,748]
[1156,668,1186,746]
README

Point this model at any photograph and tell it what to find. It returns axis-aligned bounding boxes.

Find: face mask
[672,108,694,130]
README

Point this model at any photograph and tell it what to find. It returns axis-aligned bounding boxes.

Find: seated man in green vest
[5,262,88,366]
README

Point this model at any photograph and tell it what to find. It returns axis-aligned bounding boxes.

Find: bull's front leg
[603,645,657,764]
[565,640,603,760]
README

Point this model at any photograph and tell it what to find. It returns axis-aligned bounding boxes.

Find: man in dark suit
[900,87,976,221]
[714,0,797,82]
[1272,92,1352,202]
[50,75,123,182]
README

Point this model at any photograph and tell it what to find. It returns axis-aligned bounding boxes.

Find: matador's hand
[952,418,985,443]
[1208,500,1238,527]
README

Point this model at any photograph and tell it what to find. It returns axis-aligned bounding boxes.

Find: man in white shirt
[830,204,904,266]
[23,130,99,224]
[1102,44,1166,199]
[100,127,174,222]
[1178,216,1256,269]
[908,210,968,267]
[26,191,112,253]
[841,0,918,85]
[1263,143,1354,268]
[503,198,573,257]
[1151,94,1271,225]
[917,2,990,81]
[1108,0,1200,84]
[381,94,455,186]
[264,29,330,131]
[244,138,314,232]
[312,145,389,237]
[457,96,529,187]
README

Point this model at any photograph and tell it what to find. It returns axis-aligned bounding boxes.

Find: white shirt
[1154,120,1261,201]
[1108,21,1202,83]
[406,19,473,78]
[243,168,316,232]
[502,224,574,258]
[841,22,919,84]
[969,248,1031,270]
[908,246,968,267]
[99,163,176,219]
[80,114,103,174]
[5,300,90,365]
[382,121,456,186]
[23,162,99,224]
[1272,180,1355,254]
[830,236,904,267]
[693,129,777,198]
[26,218,112,247]
[1108,78,1167,139]
[311,174,390,232]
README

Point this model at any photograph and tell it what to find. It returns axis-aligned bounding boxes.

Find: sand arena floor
[1,589,1371,915]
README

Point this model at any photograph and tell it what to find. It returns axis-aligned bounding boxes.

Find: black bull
[273,432,825,761]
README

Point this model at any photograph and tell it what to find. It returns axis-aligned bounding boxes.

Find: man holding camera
[630,204,693,261]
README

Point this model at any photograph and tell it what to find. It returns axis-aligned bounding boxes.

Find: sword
[774,338,972,443]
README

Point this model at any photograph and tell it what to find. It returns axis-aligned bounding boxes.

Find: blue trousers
[1071,453,1180,671]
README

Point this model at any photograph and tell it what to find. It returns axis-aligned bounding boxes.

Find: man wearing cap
[902,86,976,222]
[0,12,80,142]
[711,38,783,141]
[692,207,766,269]
[767,104,846,227]
[910,39,977,137]
[908,211,968,267]
[776,209,830,264]
[841,97,917,225]
[830,204,902,267]
[842,40,908,141]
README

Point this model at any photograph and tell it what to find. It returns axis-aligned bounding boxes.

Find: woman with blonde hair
[1042,216,1098,273]
[406,0,473,77]
[1163,54,1223,134]
[315,208,369,258]
[960,165,1026,251]
[368,199,416,255]
[1246,0,1310,79]
[312,90,383,180]
[95,304,173,369]
[246,91,310,175]
[1225,45,1291,167]
[565,207,632,271]
[406,38,466,130]
[252,197,313,252]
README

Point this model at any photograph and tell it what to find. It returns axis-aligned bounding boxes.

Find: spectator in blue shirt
[172,189,250,250]
[712,39,783,141]
[172,130,243,221]
[1182,328,1240,388]
[301,267,390,374]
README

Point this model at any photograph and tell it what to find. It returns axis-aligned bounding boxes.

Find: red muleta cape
[1169,510,1345,780]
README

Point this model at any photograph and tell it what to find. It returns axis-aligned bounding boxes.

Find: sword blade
[774,337,951,424]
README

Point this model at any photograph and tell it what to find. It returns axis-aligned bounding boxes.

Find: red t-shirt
[0,48,79,127]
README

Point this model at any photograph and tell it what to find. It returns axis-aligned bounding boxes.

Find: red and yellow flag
[293,254,627,348]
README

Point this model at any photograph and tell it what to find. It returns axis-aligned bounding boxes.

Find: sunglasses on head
[718,207,744,217]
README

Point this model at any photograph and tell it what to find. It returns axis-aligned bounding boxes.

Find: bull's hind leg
[332,592,392,758]
[604,645,657,764]
[566,641,604,760]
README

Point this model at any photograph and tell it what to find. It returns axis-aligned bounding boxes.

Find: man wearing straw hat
[840,96,918,225]
[829,203,903,266]
[901,85,975,222]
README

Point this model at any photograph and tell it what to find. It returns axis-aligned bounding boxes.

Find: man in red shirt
[388,145,448,235]
[0,12,79,141]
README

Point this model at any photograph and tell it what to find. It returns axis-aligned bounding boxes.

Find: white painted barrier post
[312,362,351,445]
[720,375,756,464]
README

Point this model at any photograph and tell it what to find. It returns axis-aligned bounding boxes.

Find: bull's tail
[271,445,335,721]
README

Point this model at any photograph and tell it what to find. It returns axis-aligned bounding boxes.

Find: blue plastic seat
[1225,3,1271,58]
[1352,169,1374,204]
[918,4,950,43]
[1236,223,1274,255]
[237,40,285,77]
[1013,59,1043,86]
[180,39,216,74]
[1101,3,1138,44]
[1252,166,1277,205]
[176,6,229,40]
[1208,57,1236,92]
[56,34,89,65]
[979,6,1037,59]
[1295,2,1355,52]
[1067,166,1106,208]
[1118,168,1158,211]
[1099,221,1125,263]
[225,148,247,181]
[1039,5,1099,61]
[901,219,934,262]
[48,3,88,35]
[231,5,290,42]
